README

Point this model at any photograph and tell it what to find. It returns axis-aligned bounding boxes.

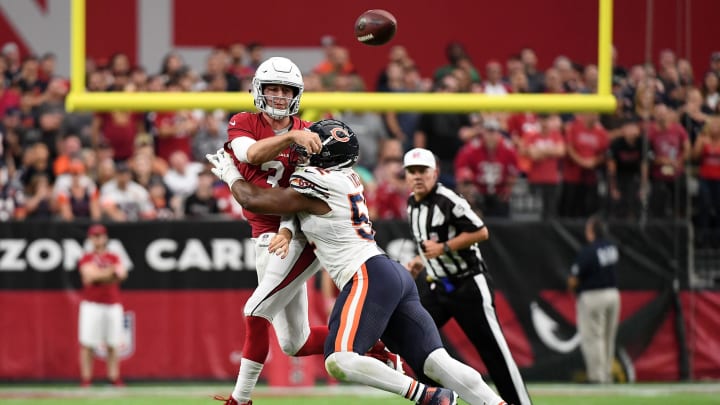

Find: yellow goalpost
[64,0,616,113]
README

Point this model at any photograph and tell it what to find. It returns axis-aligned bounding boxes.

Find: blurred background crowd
[0,40,719,246]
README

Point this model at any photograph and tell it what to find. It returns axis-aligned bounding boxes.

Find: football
[354,9,397,46]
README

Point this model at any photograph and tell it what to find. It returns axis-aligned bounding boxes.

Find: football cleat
[416,387,458,405]
[212,395,251,405]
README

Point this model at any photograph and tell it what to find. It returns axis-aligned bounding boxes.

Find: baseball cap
[87,224,107,237]
[68,159,86,175]
[483,118,502,131]
[403,148,436,169]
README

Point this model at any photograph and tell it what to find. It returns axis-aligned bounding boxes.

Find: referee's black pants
[417,272,532,405]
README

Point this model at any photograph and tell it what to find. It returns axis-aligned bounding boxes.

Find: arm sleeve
[230,136,257,163]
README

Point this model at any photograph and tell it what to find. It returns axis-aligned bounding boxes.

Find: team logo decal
[330,127,351,142]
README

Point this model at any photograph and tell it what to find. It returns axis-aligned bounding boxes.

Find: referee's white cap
[403,148,436,169]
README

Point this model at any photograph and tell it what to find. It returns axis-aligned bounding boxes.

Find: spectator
[367,158,408,221]
[507,111,541,175]
[313,43,356,89]
[434,42,480,83]
[380,61,421,150]
[647,104,690,218]
[160,51,186,81]
[0,165,25,220]
[553,56,579,92]
[633,80,658,121]
[23,173,53,219]
[482,60,511,95]
[700,71,719,112]
[333,74,390,169]
[1,42,21,79]
[607,117,648,220]
[16,56,47,116]
[129,66,148,91]
[99,162,156,221]
[1,108,25,170]
[505,54,524,83]
[611,46,628,86]
[163,150,203,199]
[227,42,254,91]
[19,142,54,187]
[677,59,694,87]
[692,118,720,247]
[414,74,473,187]
[53,133,83,176]
[0,66,21,115]
[245,42,264,71]
[710,52,720,77]
[521,113,566,219]
[559,113,609,217]
[201,48,240,92]
[151,80,197,162]
[55,159,101,221]
[376,45,413,91]
[183,170,220,218]
[455,118,519,217]
[582,64,599,94]
[92,110,144,162]
[192,109,228,162]
[78,224,127,388]
[95,158,116,188]
[567,215,620,384]
[680,88,711,144]
[520,47,544,93]
[148,176,177,219]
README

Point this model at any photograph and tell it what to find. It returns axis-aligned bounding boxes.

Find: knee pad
[324,351,359,381]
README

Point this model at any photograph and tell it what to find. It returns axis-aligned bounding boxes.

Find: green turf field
[1,383,718,404]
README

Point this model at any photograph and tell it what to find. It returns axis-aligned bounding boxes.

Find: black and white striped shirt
[406,183,486,279]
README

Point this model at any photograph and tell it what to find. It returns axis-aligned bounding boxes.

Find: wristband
[443,242,452,254]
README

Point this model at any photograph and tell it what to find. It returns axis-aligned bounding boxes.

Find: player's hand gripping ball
[354,9,397,46]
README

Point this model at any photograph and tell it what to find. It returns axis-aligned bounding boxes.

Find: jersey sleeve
[451,198,485,232]
[78,253,93,267]
[226,112,256,142]
[289,168,331,200]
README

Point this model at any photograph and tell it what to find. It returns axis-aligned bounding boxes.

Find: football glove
[206,148,244,186]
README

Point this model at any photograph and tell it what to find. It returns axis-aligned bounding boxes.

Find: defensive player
[208,119,508,405]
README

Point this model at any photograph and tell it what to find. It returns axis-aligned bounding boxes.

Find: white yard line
[1,383,719,399]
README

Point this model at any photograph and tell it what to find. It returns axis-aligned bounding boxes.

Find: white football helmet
[252,57,304,119]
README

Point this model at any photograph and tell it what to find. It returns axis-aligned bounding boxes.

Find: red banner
[0,288,327,382]
[3,288,719,382]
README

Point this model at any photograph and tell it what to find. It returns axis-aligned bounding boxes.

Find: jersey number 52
[348,193,375,241]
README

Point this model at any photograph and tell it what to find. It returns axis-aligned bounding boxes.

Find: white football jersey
[289,167,383,289]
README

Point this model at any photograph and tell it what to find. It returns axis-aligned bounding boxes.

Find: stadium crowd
[0,40,719,245]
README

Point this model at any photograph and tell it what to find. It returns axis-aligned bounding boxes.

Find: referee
[403,148,532,405]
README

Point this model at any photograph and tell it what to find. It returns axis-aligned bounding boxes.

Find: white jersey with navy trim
[289,167,384,289]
